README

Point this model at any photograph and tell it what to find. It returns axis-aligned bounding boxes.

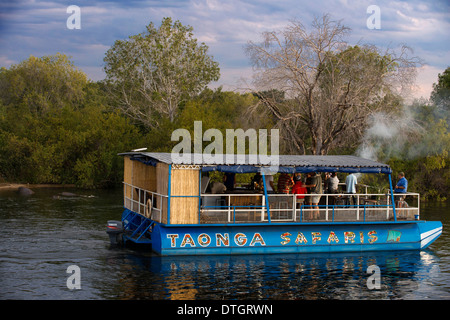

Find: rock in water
[18,187,35,196]
[60,192,77,197]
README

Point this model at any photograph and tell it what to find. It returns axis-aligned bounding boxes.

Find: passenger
[327,172,339,206]
[324,172,330,193]
[328,172,339,194]
[292,173,307,209]
[251,172,262,190]
[394,172,408,193]
[264,173,275,193]
[394,172,408,202]
[277,172,294,194]
[223,172,235,191]
[304,172,322,220]
[345,173,358,206]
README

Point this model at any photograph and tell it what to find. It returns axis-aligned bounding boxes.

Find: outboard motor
[106,220,124,245]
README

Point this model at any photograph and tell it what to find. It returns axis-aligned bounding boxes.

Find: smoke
[356,105,424,162]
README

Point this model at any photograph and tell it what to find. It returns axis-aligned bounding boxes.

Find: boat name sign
[166,229,401,248]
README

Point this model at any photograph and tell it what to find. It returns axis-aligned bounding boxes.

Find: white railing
[122,182,420,225]
[200,192,420,224]
[123,183,167,223]
[201,193,266,223]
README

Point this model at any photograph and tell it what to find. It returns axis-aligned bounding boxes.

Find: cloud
[414,64,445,99]
[0,0,448,101]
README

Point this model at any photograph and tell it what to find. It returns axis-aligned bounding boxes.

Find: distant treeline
[0,54,259,188]
[0,53,448,200]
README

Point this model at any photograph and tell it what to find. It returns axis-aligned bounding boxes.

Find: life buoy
[145,198,152,219]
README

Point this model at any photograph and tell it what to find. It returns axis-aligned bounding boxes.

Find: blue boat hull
[121,210,442,256]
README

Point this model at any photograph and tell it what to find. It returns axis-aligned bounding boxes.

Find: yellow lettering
[280,232,291,245]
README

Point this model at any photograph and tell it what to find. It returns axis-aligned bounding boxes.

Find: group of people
[219,171,408,217]
[250,172,330,219]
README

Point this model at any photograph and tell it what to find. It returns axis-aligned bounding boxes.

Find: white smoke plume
[356,105,424,162]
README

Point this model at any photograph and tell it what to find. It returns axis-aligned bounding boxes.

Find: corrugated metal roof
[119,152,392,174]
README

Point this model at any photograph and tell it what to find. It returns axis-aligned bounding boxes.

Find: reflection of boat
[116,250,440,299]
[107,152,442,256]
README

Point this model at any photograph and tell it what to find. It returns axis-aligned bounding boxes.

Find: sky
[0,0,449,100]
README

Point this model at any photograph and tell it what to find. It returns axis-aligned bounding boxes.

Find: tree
[0,54,143,188]
[430,66,450,123]
[245,14,421,155]
[0,53,87,116]
[103,17,220,129]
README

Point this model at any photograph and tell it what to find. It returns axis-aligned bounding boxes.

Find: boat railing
[200,192,420,224]
[123,182,420,224]
[123,182,167,222]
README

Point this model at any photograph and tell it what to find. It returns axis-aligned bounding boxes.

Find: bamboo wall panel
[124,157,132,200]
[170,168,199,224]
[133,160,157,192]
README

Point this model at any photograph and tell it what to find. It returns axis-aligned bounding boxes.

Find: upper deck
[120,152,418,226]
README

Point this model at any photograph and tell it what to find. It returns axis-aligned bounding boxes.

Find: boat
[106,152,442,256]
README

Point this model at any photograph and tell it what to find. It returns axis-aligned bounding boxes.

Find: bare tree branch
[245,14,421,155]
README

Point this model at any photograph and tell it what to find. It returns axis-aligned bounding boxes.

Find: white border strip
[420,227,442,248]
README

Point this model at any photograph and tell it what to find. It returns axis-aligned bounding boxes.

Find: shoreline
[0,183,76,191]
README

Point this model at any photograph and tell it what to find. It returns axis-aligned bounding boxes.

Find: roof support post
[198,168,202,224]
[261,170,272,223]
[167,164,172,224]
[388,173,397,222]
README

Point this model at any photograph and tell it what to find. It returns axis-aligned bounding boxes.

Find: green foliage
[0,53,256,188]
[0,54,143,188]
[431,67,450,119]
[104,17,220,127]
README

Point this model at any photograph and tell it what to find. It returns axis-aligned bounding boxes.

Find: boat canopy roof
[119,152,392,174]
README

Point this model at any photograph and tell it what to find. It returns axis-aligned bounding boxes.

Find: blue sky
[0,0,449,100]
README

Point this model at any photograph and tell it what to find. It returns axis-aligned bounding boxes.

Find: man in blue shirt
[394,172,408,193]
[346,173,357,193]
[394,172,408,205]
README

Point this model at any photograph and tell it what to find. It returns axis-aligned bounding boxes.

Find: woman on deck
[292,173,307,210]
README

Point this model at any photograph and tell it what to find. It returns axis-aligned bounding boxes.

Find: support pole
[261,170,271,223]
[198,168,202,224]
[388,173,397,222]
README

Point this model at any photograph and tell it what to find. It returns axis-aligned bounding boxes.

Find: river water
[0,187,449,300]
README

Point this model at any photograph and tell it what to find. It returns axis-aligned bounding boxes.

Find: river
[0,187,449,300]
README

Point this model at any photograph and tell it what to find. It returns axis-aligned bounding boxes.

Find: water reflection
[103,249,443,300]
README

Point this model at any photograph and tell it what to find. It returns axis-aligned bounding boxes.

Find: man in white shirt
[264,174,275,193]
